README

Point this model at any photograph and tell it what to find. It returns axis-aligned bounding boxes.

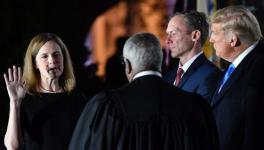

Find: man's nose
[166,36,172,45]
[209,33,215,43]
[209,35,214,43]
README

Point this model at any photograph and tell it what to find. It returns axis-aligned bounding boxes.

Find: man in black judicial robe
[69,32,219,150]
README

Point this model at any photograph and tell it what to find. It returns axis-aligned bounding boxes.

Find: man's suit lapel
[211,67,243,106]
[211,41,262,107]
[165,59,179,84]
[178,54,206,87]
[170,68,178,83]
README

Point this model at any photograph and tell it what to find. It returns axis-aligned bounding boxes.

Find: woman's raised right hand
[3,65,26,104]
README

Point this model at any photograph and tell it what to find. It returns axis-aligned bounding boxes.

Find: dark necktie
[218,64,235,93]
[175,67,184,86]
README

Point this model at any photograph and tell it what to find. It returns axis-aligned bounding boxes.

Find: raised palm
[3,66,26,103]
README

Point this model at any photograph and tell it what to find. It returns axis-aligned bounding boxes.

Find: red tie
[175,67,184,86]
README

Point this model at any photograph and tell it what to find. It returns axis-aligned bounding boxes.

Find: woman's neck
[39,78,63,93]
[39,85,63,93]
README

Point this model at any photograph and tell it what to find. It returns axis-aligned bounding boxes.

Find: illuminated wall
[85,0,170,77]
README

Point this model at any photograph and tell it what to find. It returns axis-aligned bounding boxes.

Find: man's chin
[171,54,179,59]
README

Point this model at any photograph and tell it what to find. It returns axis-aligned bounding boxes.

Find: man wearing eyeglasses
[69,32,219,150]
[164,10,222,104]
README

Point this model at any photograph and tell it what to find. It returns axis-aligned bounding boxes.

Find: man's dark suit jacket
[69,75,219,150]
[164,54,222,103]
[211,40,264,150]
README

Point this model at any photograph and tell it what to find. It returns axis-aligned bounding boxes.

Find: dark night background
[1,0,264,145]
[0,0,120,137]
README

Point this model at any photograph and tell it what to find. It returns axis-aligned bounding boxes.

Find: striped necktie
[175,67,184,86]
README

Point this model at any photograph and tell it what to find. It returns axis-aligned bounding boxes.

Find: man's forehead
[211,23,223,31]
[166,21,186,33]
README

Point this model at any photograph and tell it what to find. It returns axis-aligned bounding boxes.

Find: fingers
[8,67,13,82]
[13,65,17,81]
[18,66,22,81]
[3,65,22,83]
[3,73,9,85]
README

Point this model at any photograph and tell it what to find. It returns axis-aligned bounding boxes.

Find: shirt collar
[133,70,162,80]
[180,51,203,72]
[232,40,259,68]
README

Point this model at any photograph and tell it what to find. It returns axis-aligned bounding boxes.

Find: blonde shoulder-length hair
[23,33,75,94]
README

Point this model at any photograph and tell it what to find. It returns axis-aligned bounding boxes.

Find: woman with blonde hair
[4,33,86,150]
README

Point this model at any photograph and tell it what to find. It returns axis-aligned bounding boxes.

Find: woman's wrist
[9,100,22,108]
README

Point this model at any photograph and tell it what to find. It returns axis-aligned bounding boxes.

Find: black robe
[69,75,219,150]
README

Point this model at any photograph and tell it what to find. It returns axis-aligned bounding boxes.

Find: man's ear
[124,58,133,82]
[230,34,240,47]
[125,59,132,74]
[191,30,201,42]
